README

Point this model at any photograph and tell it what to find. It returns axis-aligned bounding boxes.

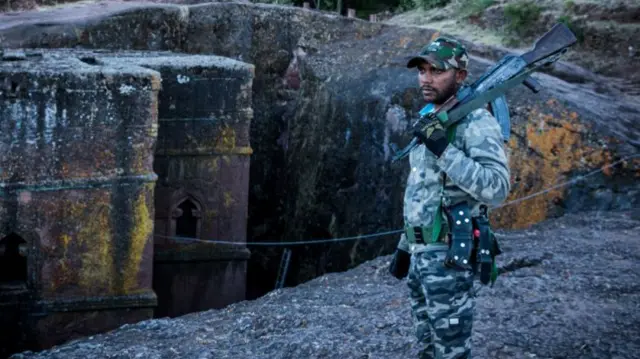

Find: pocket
[454,269,475,297]
[422,265,475,345]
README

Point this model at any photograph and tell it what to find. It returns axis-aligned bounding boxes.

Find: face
[417,61,467,105]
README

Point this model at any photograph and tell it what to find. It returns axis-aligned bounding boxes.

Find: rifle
[392,23,578,162]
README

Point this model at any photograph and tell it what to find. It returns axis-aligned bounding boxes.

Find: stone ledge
[31,290,157,313]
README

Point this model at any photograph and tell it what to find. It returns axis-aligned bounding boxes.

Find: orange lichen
[94,149,116,174]
[131,144,150,175]
[47,191,115,295]
[398,37,412,47]
[50,185,154,295]
[491,101,612,229]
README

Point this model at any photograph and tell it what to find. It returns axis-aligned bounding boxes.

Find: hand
[389,249,411,279]
[413,121,449,157]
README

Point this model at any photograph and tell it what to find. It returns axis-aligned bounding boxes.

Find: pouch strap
[474,214,493,285]
[405,225,434,244]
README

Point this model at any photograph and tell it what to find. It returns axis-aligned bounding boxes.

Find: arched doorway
[171,197,202,239]
[0,232,27,288]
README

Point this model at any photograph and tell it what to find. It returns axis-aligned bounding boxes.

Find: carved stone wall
[40,49,255,318]
[0,48,255,357]
[0,50,160,357]
[97,52,254,318]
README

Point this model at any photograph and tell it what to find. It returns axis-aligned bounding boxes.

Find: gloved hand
[413,121,449,157]
[389,248,411,279]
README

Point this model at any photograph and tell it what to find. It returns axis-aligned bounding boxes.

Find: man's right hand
[389,249,411,279]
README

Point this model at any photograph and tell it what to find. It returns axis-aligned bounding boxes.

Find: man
[389,37,511,359]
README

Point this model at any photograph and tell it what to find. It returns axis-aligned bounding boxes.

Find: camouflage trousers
[407,245,476,359]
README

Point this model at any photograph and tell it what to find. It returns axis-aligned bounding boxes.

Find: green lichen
[75,192,115,294]
[223,191,235,208]
[123,183,153,292]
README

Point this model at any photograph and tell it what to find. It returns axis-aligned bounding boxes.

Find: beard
[422,76,459,105]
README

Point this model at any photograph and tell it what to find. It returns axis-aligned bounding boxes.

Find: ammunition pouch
[443,202,474,271]
[444,202,502,285]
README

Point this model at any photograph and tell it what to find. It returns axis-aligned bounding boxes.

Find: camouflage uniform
[400,37,511,359]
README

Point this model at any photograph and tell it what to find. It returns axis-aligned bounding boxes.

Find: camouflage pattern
[407,37,469,71]
[398,107,510,358]
[408,245,475,359]
[397,107,510,253]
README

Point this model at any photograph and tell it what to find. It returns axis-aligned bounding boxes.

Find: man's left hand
[413,121,449,157]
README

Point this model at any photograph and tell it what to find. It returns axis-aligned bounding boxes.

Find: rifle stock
[521,23,578,65]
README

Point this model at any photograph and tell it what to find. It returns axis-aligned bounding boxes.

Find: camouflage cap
[406,36,469,70]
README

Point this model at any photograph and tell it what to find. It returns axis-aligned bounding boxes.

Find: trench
[1,4,639,355]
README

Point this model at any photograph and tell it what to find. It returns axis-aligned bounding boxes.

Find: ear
[455,69,468,84]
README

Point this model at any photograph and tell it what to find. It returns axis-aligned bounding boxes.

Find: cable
[154,228,405,246]
[491,154,639,209]
[154,153,639,246]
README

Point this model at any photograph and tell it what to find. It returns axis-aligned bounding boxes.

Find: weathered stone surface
[98,52,255,318]
[41,48,256,317]
[0,2,190,50]
[8,210,640,359]
[0,0,248,13]
[387,1,640,88]
[0,51,160,356]
[1,0,638,298]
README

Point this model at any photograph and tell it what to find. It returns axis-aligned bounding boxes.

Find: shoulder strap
[446,122,457,144]
[430,123,458,243]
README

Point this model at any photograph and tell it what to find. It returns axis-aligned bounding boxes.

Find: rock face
[1,1,638,297]
[277,21,640,288]
[8,210,640,359]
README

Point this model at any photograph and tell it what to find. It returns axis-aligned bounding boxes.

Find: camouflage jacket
[397,107,511,253]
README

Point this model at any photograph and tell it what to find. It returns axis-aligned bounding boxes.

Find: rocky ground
[9,210,640,359]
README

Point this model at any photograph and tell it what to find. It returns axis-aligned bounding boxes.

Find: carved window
[0,233,27,288]
[172,198,201,239]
